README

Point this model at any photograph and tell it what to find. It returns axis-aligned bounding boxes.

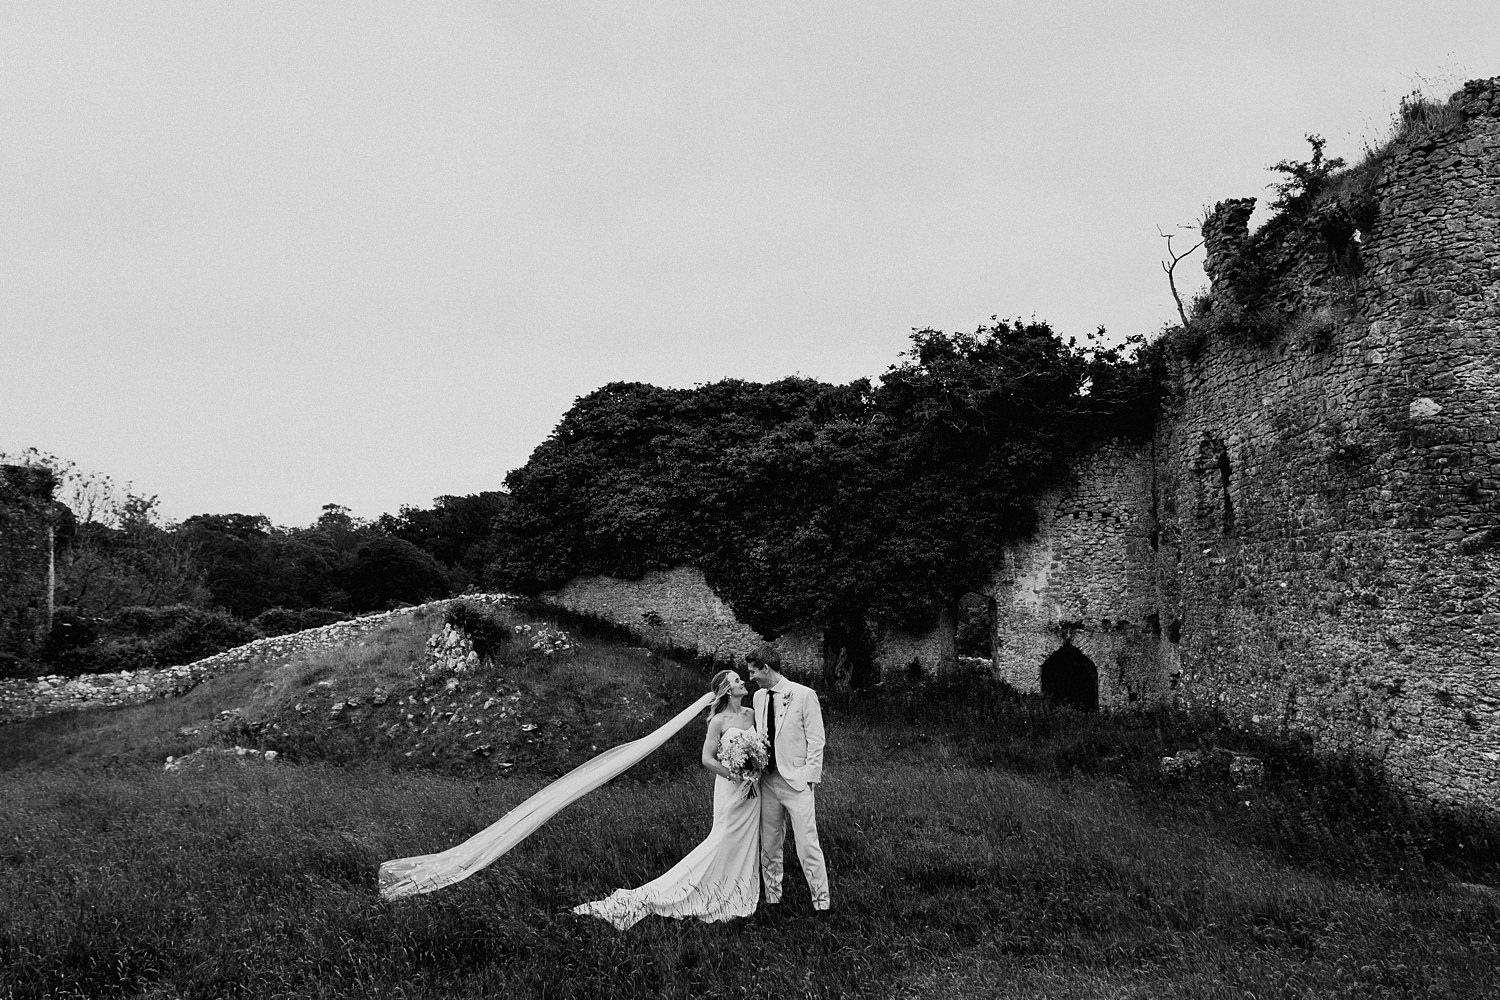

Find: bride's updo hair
[707,668,739,719]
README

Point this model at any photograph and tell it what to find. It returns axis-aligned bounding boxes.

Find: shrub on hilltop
[46,605,262,675]
[346,537,452,612]
[250,607,352,638]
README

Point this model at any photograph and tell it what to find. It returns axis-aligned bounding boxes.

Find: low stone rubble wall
[0,595,518,725]
[164,745,281,772]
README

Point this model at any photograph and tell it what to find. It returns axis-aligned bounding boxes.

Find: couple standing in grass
[572,644,830,928]
[378,645,830,927]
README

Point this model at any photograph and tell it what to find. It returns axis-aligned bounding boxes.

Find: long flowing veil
[378,691,714,901]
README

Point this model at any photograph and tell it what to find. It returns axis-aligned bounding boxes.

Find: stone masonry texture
[989,441,1160,708]
[548,567,825,679]
[987,78,1500,820]
[549,566,954,683]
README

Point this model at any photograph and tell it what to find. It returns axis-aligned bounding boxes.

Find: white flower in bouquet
[718,728,770,796]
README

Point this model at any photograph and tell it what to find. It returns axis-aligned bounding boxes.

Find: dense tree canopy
[346,536,452,612]
[2,447,524,675]
[488,319,1159,648]
[375,492,510,590]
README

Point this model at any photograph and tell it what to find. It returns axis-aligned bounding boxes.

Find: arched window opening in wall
[1039,643,1098,712]
[956,592,996,663]
[1217,449,1235,536]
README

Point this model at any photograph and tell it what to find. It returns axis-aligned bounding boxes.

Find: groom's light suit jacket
[754,680,825,791]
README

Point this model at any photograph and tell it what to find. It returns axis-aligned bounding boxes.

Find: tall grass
[2,615,1497,999]
[833,675,1500,884]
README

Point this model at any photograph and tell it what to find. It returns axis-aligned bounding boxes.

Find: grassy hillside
[0,602,704,781]
[2,604,1497,999]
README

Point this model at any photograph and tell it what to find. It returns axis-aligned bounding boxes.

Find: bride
[572,668,761,929]
[377,669,763,915]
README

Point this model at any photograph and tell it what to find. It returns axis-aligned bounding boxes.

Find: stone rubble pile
[422,615,578,684]
[164,745,280,772]
[0,594,519,725]
[425,622,483,680]
[1159,748,1266,789]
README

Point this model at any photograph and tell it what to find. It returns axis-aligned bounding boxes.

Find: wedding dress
[571,727,761,930]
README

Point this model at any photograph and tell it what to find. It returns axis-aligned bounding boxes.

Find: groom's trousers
[759,771,830,909]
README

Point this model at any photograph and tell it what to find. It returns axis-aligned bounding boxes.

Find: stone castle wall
[1161,79,1500,815]
[872,605,959,683]
[549,566,955,684]
[547,567,825,679]
[989,78,1500,817]
[0,464,57,670]
[988,441,1161,708]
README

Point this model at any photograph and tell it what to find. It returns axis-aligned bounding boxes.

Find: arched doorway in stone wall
[1039,643,1098,711]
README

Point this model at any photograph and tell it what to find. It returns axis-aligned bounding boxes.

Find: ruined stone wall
[1155,79,1500,817]
[986,79,1500,817]
[0,464,56,670]
[547,567,824,679]
[989,441,1160,708]
[549,566,958,683]
[873,605,959,684]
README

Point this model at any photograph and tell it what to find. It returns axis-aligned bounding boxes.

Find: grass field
[2,605,1497,999]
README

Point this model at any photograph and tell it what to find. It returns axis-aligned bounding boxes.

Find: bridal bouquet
[719,728,770,797]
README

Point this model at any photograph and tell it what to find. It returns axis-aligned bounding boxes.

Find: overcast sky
[3,2,1495,526]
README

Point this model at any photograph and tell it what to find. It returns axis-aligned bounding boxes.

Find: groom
[747,644,830,911]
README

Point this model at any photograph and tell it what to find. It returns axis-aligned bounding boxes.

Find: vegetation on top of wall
[1174,82,1482,359]
[1267,133,1348,218]
[1319,87,1471,244]
[250,606,352,637]
[488,321,1161,645]
[1377,88,1471,153]
[43,604,262,676]
[1291,85,1472,243]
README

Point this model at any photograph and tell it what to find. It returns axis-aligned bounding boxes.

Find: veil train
[378,692,713,901]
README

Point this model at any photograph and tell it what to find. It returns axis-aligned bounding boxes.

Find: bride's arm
[700,716,734,779]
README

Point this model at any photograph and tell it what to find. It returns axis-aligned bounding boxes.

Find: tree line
[5,318,1161,680]
[1,446,508,677]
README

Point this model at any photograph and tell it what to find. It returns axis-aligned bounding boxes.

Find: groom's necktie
[765,690,777,770]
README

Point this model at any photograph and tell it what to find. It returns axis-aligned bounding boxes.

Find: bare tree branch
[1158,226,1204,328]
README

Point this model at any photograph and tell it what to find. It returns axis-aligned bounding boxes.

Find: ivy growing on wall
[487,320,1160,642]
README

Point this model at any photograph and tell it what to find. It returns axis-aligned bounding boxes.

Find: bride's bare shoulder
[708,709,752,732]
